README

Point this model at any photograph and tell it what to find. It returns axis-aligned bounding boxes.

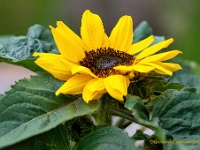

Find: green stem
[120,121,132,129]
[95,97,111,126]
[109,108,138,123]
[109,108,165,141]
[114,117,125,128]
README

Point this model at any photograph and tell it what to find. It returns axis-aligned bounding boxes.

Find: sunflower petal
[153,69,169,75]
[146,62,172,76]
[56,21,84,49]
[83,90,104,103]
[81,10,109,50]
[114,64,155,73]
[127,35,154,55]
[72,65,98,78]
[139,50,182,64]
[109,16,133,52]
[56,74,93,95]
[84,78,105,92]
[101,34,110,48]
[136,38,174,59]
[33,52,73,81]
[114,66,132,72]
[131,64,155,73]
[50,26,85,63]
[104,75,130,101]
[154,61,182,72]
[83,78,106,103]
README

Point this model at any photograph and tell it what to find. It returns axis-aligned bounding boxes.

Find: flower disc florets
[79,48,134,77]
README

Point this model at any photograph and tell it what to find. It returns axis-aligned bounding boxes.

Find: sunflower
[33,10,182,103]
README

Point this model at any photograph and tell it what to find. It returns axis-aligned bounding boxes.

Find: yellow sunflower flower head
[33,10,182,103]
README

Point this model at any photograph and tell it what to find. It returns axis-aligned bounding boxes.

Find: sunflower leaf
[132,130,150,141]
[0,73,98,149]
[75,126,136,150]
[36,124,70,150]
[170,59,200,92]
[3,138,48,150]
[155,81,185,93]
[4,124,69,150]
[0,24,58,72]
[0,94,4,101]
[133,21,153,43]
[125,94,149,120]
[153,88,200,149]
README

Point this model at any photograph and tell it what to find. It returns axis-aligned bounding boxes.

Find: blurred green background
[0,0,200,63]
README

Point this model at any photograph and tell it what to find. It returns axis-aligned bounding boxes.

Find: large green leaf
[133,21,165,46]
[153,88,200,149]
[37,124,70,150]
[133,21,153,43]
[0,73,98,149]
[0,24,58,72]
[75,126,135,150]
[5,124,71,150]
[0,94,4,101]
[170,59,200,92]
[155,81,185,93]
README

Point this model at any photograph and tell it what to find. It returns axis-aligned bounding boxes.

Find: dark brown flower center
[79,48,134,77]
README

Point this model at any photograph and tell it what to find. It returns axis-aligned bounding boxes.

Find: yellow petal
[114,66,132,74]
[50,26,85,63]
[82,78,106,103]
[83,90,104,103]
[72,65,98,78]
[114,64,155,73]
[109,16,133,52]
[81,10,109,50]
[33,52,73,81]
[101,34,110,49]
[104,75,130,101]
[131,64,155,73]
[139,50,182,64]
[146,62,172,76]
[153,69,168,75]
[84,78,105,92]
[154,61,182,72]
[56,74,93,95]
[56,21,84,50]
[136,38,174,59]
[127,35,154,55]
[114,66,136,75]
